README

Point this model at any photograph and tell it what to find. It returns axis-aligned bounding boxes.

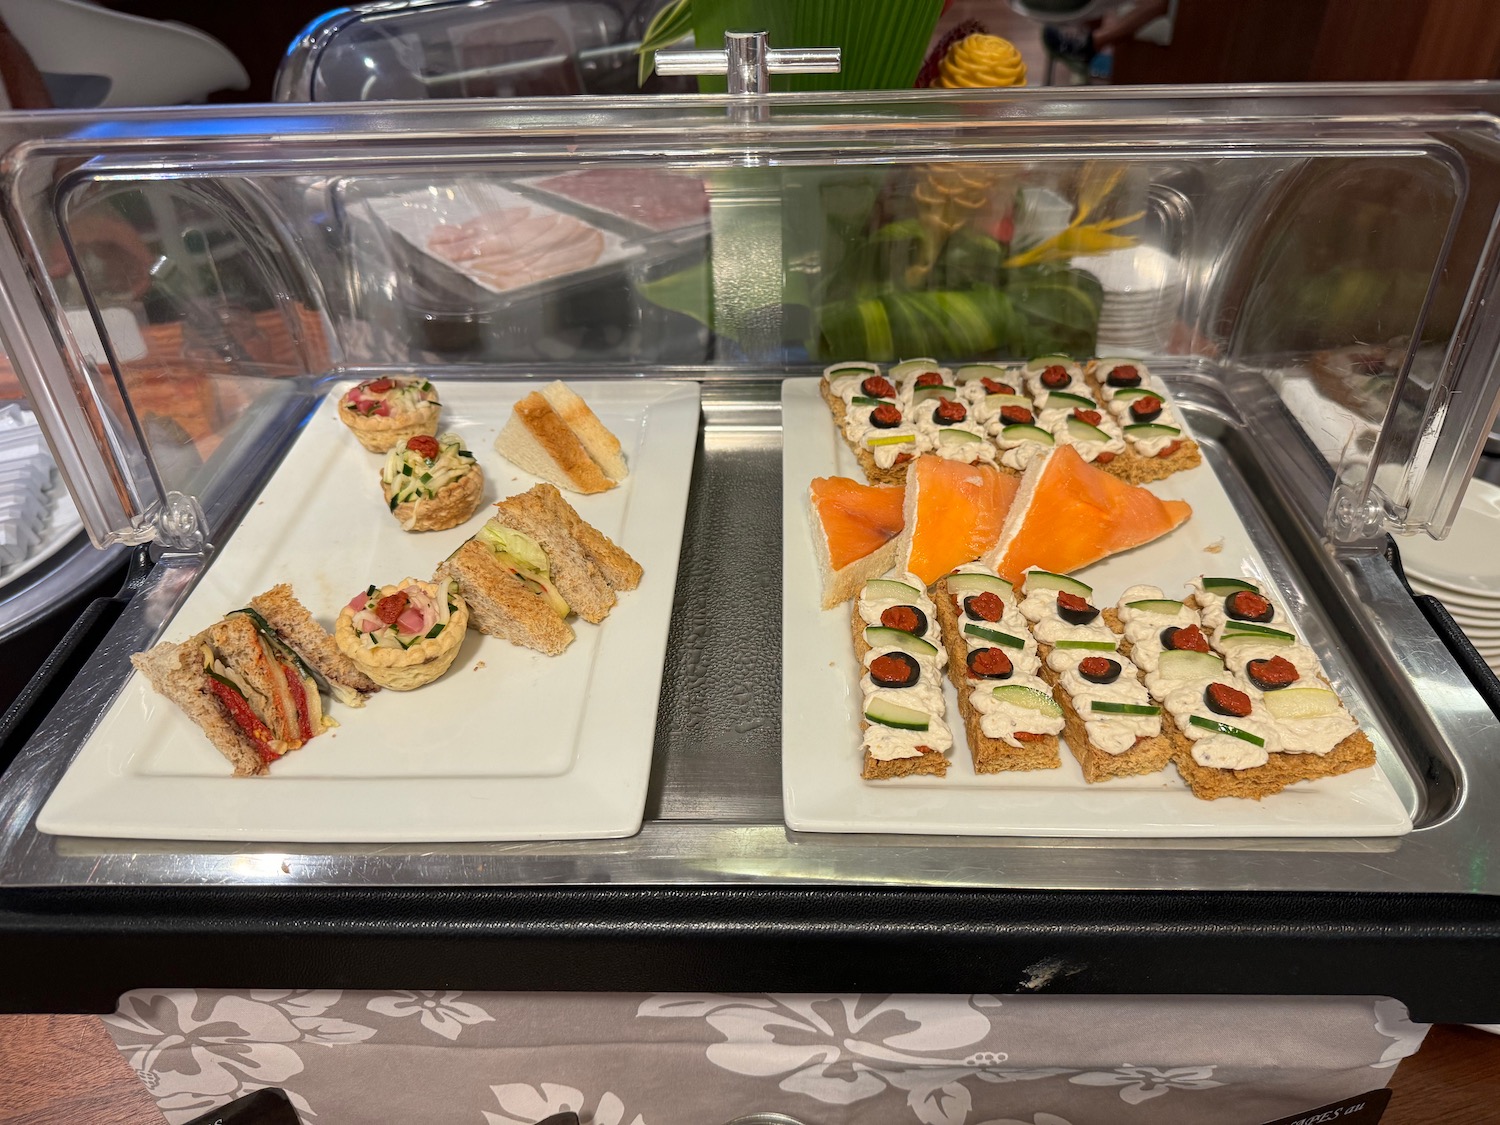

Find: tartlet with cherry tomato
[380,432,484,532]
[335,578,468,690]
[339,376,441,452]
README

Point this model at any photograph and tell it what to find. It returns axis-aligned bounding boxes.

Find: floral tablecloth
[104,991,1427,1125]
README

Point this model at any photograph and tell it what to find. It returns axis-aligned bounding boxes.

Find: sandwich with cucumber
[130,585,380,777]
[435,482,641,656]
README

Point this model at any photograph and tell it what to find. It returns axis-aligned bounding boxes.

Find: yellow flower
[936,34,1027,89]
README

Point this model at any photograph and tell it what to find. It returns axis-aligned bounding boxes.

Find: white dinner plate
[1410,580,1500,611]
[37,379,700,842]
[780,377,1411,838]
[1397,478,1500,591]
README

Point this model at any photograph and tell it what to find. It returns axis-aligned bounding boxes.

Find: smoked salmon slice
[985,445,1192,584]
[897,456,1019,587]
[809,476,906,607]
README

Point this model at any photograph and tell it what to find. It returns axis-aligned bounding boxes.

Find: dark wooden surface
[1,1013,1497,1123]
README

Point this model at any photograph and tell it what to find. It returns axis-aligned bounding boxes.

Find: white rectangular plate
[38,379,700,842]
[780,377,1412,838]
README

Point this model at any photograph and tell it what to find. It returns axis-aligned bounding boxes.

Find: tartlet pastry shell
[335,577,468,690]
[341,398,440,453]
[383,461,485,532]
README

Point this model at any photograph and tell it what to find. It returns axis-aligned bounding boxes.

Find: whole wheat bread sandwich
[131,586,377,776]
[495,382,627,493]
[434,482,641,656]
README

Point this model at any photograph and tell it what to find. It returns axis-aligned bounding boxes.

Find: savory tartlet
[339,377,441,453]
[380,433,484,532]
[334,577,468,690]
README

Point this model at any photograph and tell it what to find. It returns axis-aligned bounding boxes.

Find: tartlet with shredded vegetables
[339,376,441,452]
[334,577,468,690]
[380,432,485,532]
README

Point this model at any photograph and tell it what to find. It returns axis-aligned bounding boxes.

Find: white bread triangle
[495,392,613,494]
[539,381,628,481]
[814,527,899,610]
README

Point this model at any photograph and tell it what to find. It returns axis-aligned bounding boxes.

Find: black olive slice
[869,651,921,689]
[1224,590,1275,623]
[967,647,1015,680]
[1056,590,1100,625]
[1078,656,1122,684]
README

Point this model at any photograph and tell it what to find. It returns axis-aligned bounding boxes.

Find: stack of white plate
[1399,477,1500,675]
[1076,245,1185,355]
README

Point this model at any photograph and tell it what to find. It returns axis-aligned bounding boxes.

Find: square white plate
[38,379,700,842]
[780,377,1412,838]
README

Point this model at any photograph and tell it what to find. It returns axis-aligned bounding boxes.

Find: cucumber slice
[1023,570,1093,598]
[945,572,1014,599]
[865,578,921,600]
[1041,390,1095,410]
[1263,687,1343,720]
[937,428,983,447]
[964,623,1026,649]
[1219,629,1295,649]
[865,626,938,658]
[826,363,877,379]
[1125,598,1185,615]
[956,363,1007,382]
[850,394,892,407]
[865,698,930,731]
[1124,423,1182,440]
[983,393,1031,411]
[1024,354,1074,373]
[992,684,1063,716]
[866,433,916,447]
[1055,639,1117,651]
[1110,386,1162,402]
[1221,621,1295,641]
[1158,649,1225,679]
[1189,715,1266,746]
[912,384,958,404]
[1091,700,1161,716]
[1202,576,1260,595]
[1065,416,1111,443]
[1000,423,1054,445]
[1096,356,1145,370]
[890,358,941,380]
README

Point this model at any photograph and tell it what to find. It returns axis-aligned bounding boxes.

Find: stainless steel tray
[0,366,1495,894]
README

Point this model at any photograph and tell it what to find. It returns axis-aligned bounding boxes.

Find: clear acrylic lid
[277,0,689,103]
[0,85,1498,550]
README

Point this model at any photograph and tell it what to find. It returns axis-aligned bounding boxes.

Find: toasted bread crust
[932,579,1060,773]
[820,378,912,485]
[540,381,627,481]
[851,600,949,779]
[247,584,380,699]
[435,539,574,656]
[131,639,269,777]
[496,393,614,494]
[525,482,641,591]
[1173,730,1377,800]
[492,490,615,624]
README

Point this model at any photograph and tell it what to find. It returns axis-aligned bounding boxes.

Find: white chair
[0,0,248,107]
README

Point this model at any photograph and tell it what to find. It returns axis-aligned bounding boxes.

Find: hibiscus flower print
[365,990,494,1041]
[484,1082,646,1125]
[639,993,1060,1125]
[106,989,370,1122]
[1068,1064,1223,1105]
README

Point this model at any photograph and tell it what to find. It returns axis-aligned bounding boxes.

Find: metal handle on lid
[655,30,841,95]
